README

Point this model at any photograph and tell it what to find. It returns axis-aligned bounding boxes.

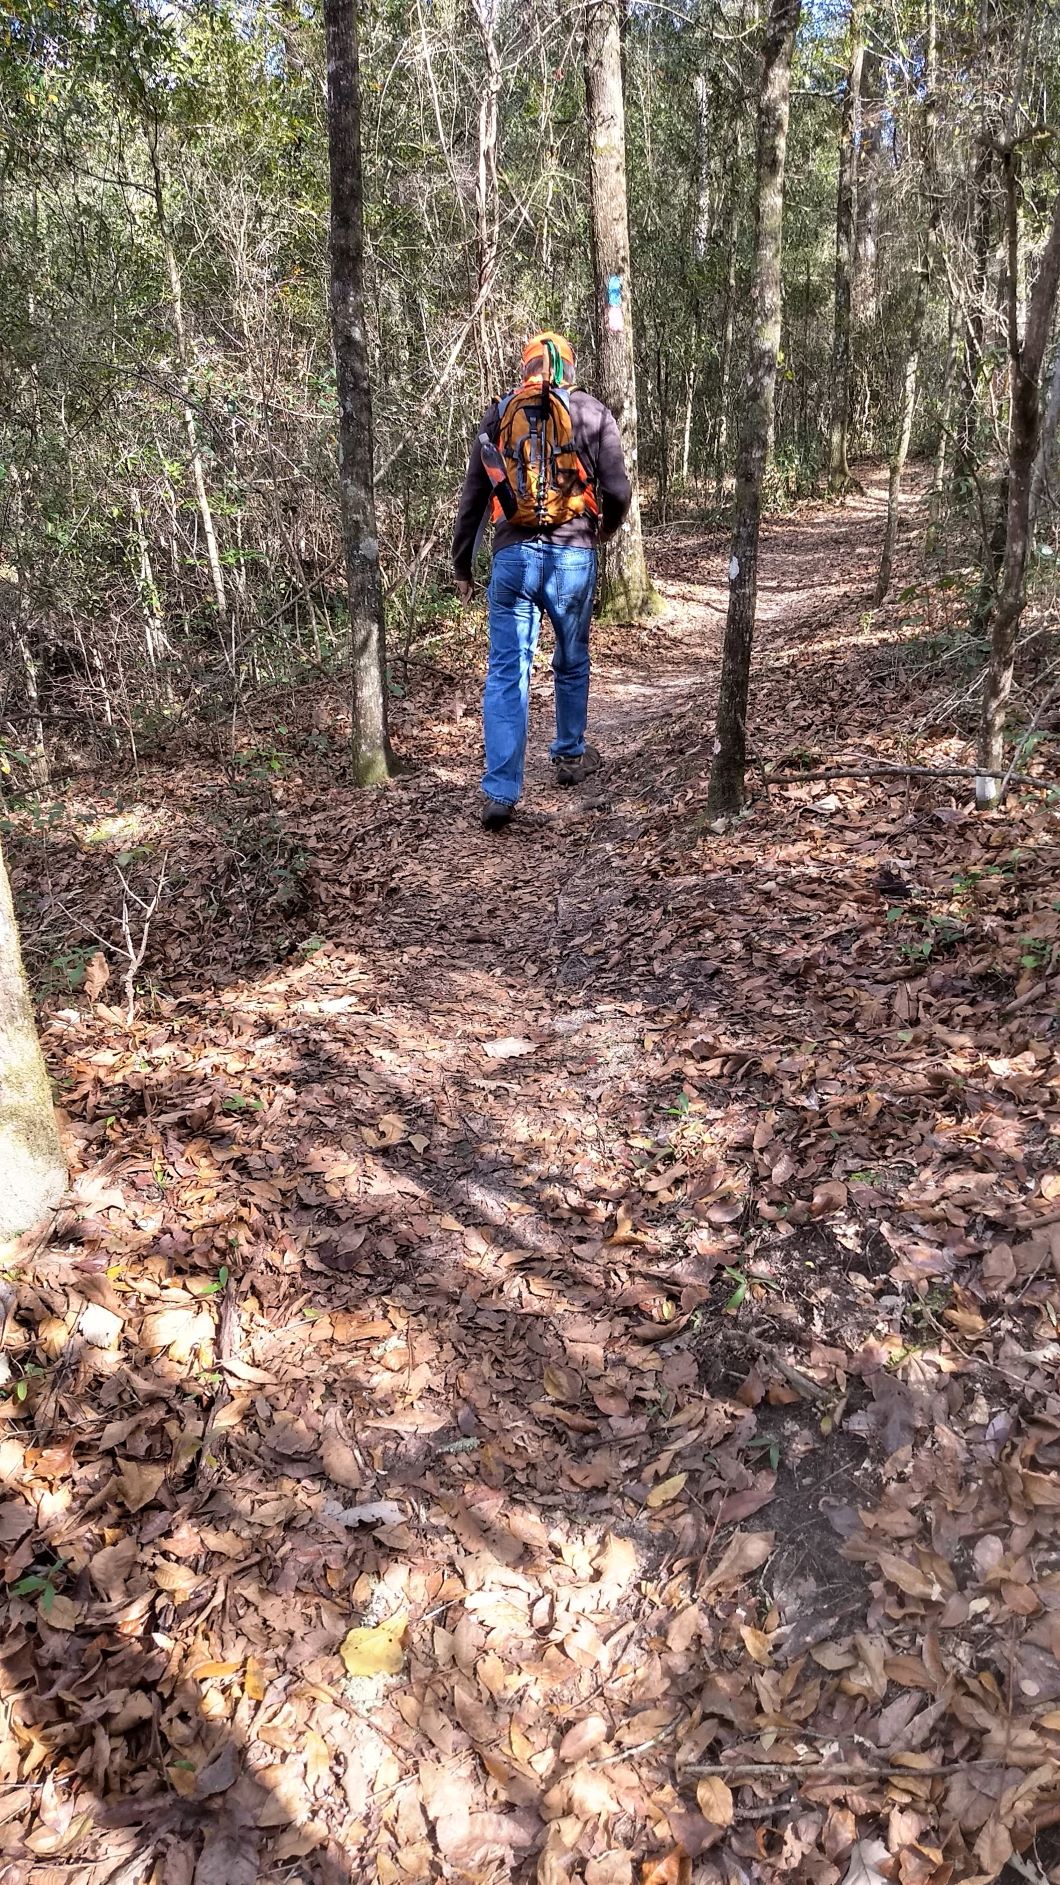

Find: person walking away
[452,331,632,829]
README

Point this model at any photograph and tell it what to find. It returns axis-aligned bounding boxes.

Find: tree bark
[976,175,1060,809]
[584,0,659,620]
[875,0,936,601]
[876,252,929,601]
[324,0,392,785]
[472,0,501,391]
[827,0,865,490]
[0,840,66,1240]
[1029,338,1060,540]
[707,0,801,815]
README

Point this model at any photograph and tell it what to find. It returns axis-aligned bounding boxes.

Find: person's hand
[455,577,475,605]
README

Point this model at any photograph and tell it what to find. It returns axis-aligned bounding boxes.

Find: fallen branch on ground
[688,1757,1007,1781]
[762,762,1053,790]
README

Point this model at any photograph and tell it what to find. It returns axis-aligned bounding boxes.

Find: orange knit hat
[521,330,576,383]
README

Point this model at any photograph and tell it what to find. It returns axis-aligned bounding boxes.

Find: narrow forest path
[10,471,1060,1885]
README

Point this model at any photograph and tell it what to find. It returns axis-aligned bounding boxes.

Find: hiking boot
[552,744,602,787]
[479,792,513,830]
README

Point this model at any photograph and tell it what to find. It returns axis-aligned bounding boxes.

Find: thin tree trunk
[147,131,230,645]
[976,177,1060,809]
[708,0,801,815]
[853,89,882,325]
[715,213,739,491]
[876,252,929,601]
[472,0,501,390]
[876,0,936,601]
[1029,338,1060,540]
[323,0,392,785]
[0,838,66,1240]
[827,0,865,490]
[954,139,994,496]
[932,302,958,494]
[584,0,659,620]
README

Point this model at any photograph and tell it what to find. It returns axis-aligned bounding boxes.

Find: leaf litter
[2,470,1059,1883]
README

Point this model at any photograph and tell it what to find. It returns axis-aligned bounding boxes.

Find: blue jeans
[482,540,597,806]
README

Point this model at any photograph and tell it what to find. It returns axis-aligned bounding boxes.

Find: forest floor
[4,467,1060,1885]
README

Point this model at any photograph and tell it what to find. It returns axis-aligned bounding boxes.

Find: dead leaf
[115,1458,167,1511]
[482,1036,537,1059]
[193,1822,259,1885]
[695,1776,733,1826]
[640,1854,692,1885]
[84,950,111,1000]
[646,1472,688,1509]
[543,1363,582,1403]
[320,1408,363,1490]
[558,1714,608,1763]
[840,1840,890,1885]
[700,1530,774,1593]
[339,1611,408,1677]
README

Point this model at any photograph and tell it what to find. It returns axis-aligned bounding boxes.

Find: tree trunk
[853,87,882,325]
[583,0,659,620]
[323,0,392,785]
[707,0,801,815]
[876,251,929,601]
[715,209,739,490]
[876,0,936,601]
[827,0,865,490]
[954,137,994,497]
[1029,338,1060,540]
[0,840,66,1240]
[976,176,1060,809]
[472,0,501,390]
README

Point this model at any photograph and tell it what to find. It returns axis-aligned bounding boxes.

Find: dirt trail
[10,471,1060,1884]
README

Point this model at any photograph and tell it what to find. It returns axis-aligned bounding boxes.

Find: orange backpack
[479,374,600,532]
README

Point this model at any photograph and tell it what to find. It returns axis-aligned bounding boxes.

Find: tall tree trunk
[876,251,929,601]
[976,177,1060,809]
[324,0,392,785]
[954,139,994,497]
[1029,338,1060,540]
[0,839,66,1240]
[583,0,659,620]
[472,0,501,392]
[853,86,882,325]
[876,0,936,601]
[715,207,739,490]
[147,130,231,658]
[707,0,801,815]
[827,0,865,490]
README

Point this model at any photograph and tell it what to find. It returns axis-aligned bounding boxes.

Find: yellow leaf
[340,1611,408,1678]
[739,1624,772,1665]
[191,1659,243,1681]
[696,1775,734,1826]
[244,1655,266,1701]
[646,1472,688,1510]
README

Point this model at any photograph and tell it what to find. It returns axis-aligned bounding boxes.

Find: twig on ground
[761,762,1052,790]
[733,1329,831,1402]
[116,850,168,1022]
[687,1757,1004,1781]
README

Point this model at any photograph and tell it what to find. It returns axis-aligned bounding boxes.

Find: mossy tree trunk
[0,840,66,1240]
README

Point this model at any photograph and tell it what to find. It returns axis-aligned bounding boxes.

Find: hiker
[452,330,632,829]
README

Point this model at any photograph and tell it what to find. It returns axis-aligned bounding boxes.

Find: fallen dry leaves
[2,470,1059,1882]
